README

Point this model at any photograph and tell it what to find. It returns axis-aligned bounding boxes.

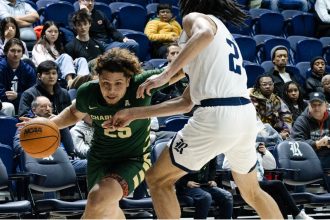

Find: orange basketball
[19,117,60,158]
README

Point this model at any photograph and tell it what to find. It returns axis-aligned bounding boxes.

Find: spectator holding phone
[175,157,233,219]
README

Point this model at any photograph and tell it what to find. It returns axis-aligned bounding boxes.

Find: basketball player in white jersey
[108,0,283,218]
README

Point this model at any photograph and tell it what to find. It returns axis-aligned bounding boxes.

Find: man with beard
[266,45,302,98]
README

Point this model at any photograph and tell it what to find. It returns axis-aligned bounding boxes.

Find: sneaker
[295,210,314,219]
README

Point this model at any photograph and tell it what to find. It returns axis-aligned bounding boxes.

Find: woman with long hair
[282,81,307,123]
[32,21,89,87]
[0,17,29,58]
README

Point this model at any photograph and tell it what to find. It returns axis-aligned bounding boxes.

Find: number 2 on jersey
[226,38,241,75]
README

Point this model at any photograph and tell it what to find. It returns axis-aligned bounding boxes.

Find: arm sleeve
[315,0,330,23]
[18,91,34,117]
[70,127,89,159]
[291,116,316,148]
[0,3,10,19]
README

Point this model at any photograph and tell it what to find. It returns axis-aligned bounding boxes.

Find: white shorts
[169,103,258,174]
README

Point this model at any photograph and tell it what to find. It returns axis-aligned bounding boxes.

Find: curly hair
[95,48,141,78]
[179,0,247,26]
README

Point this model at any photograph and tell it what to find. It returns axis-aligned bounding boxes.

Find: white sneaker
[295,210,314,219]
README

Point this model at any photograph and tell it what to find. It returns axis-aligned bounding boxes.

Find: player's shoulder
[77,80,99,95]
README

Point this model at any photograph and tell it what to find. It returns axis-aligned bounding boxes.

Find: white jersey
[179,15,249,105]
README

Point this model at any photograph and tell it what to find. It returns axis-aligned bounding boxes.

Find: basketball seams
[19,119,60,158]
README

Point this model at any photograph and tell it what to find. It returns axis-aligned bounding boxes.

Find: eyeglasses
[159,9,172,14]
[260,82,274,87]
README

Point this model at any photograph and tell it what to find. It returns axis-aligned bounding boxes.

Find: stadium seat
[153,0,179,6]
[254,11,285,36]
[295,61,311,82]
[288,13,315,37]
[20,148,86,218]
[233,35,257,63]
[278,0,306,11]
[143,58,167,69]
[285,65,305,85]
[162,115,190,132]
[243,61,265,88]
[95,0,116,4]
[116,4,147,32]
[320,37,330,64]
[262,37,291,63]
[68,89,77,101]
[287,36,323,63]
[260,60,274,73]
[93,2,112,21]
[226,15,253,36]
[248,8,272,19]
[121,30,150,61]
[43,1,75,28]
[109,2,132,17]
[295,38,323,63]
[0,158,31,218]
[118,0,148,7]
[24,0,38,10]
[0,116,18,147]
[275,141,330,206]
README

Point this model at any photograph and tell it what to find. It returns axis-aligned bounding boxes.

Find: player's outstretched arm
[136,13,215,99]
[51,100,87,129]
[109,86,193,129]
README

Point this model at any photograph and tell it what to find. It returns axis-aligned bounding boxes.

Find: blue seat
[248,8,272,19]
[0,116,18,147]
[295,61,311,82]
[122,30,150,61]
[95,0,116,4]
[260,60,274,73]
[43,1,75,28]
[0,144,14,175]
[21,147,86,217]
[24,0,38,10]
[289,13,315,37]
[93,2,112,21]
[278,0,306,10]
[275,141,330,206]
[262,37,291,63]
[109,2,132,17]
[116,4,147,32]
[287,35,323,63]
[162,115,189,132]
[226,16,253,36]
[285,65,305,85]
[281,10,303,36]
[243,61,265,88]
[234,35,257,62]
[143,58,167,69]
[320,37,330,64]
[118,0,148,7]
[254,11,285,36]
[295,38,323,63]
[36,0,57,16]
[67,89,77,101]
[0,158,31,218]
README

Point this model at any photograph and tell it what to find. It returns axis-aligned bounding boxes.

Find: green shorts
[87,153,151,196]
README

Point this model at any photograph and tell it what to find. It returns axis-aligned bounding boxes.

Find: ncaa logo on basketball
[23,127,42,136]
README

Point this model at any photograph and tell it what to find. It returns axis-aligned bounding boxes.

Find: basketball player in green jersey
[18,48,185,219]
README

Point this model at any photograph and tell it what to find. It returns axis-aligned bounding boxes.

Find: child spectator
[144,4,182,58]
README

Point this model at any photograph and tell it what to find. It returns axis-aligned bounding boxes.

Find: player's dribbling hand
[16,117,32,130]
[137,72,170,99]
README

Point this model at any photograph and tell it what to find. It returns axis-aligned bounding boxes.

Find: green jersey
[76,69,163,162]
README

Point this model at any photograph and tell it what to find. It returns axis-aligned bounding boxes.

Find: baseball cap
[309,92,326,103]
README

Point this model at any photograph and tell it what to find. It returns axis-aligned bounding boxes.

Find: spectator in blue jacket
[0,38,36,112]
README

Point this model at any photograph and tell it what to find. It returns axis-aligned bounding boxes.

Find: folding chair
[275,141,330,206]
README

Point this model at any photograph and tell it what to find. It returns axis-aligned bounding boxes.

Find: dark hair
[37,60,58,74]
[0,17,20,41]
[310,56,326,69]
[271,45,289,61]
[166,42,179,53]
[179,0,247,26]
[72,9,92,27]
[254,74,273,90]
[4,38,25,54]
[95,48,141,78]
[36,21,64,59]
[282,81,305,107]
[157,3,172,14]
